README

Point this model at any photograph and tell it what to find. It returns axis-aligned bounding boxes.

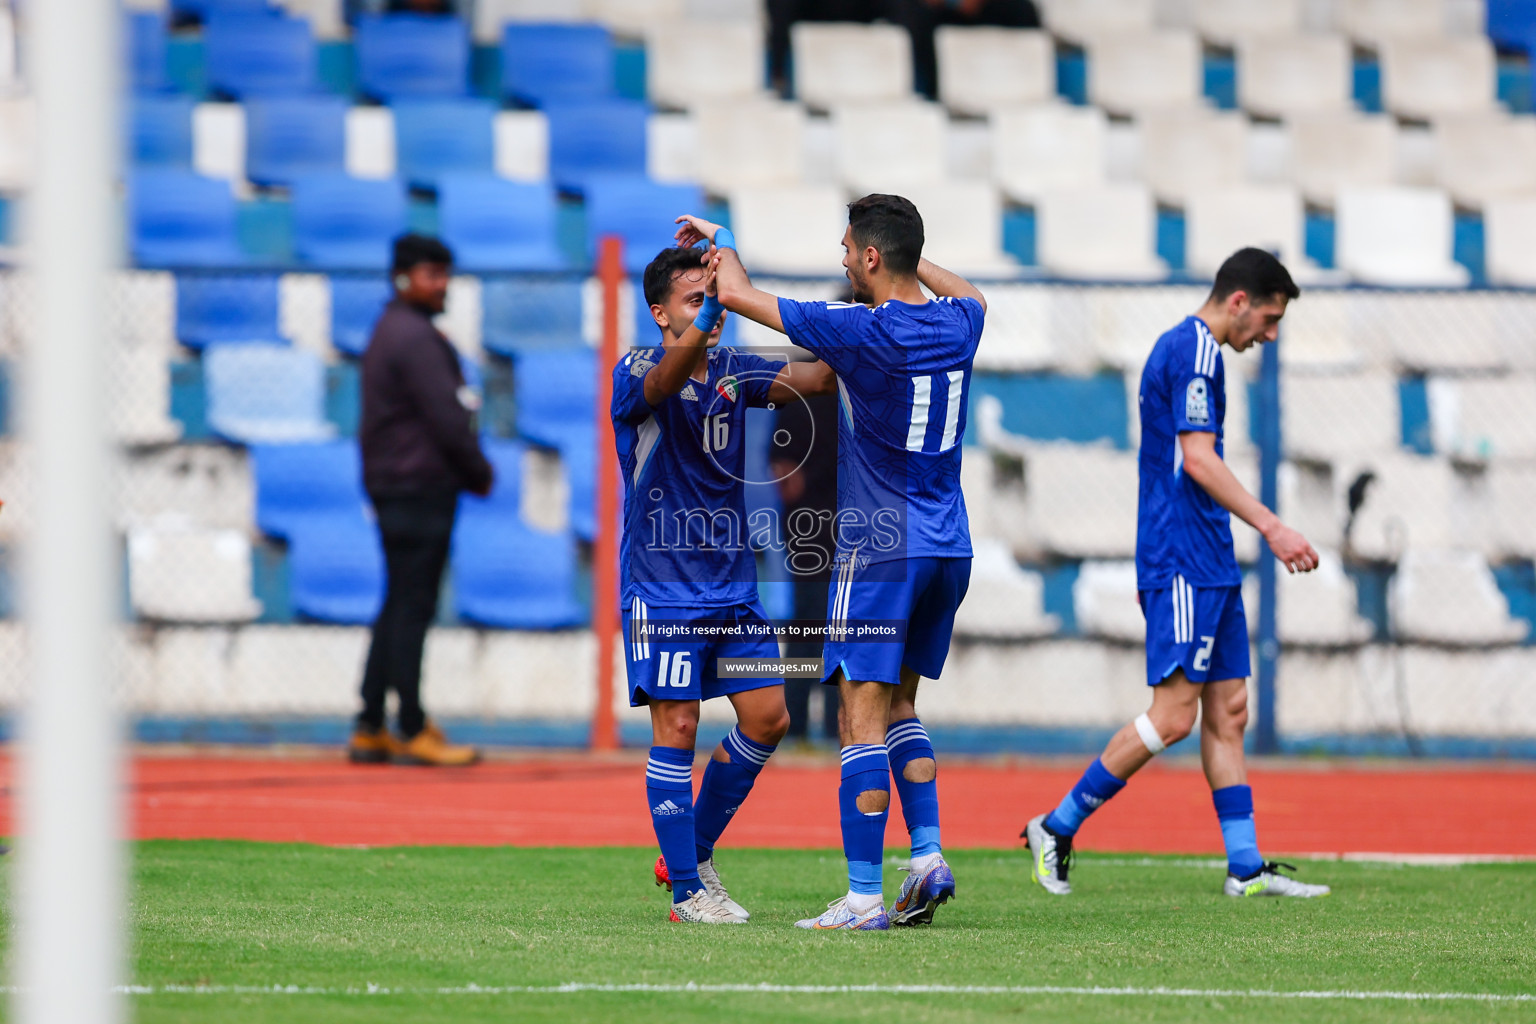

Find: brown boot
[347,723,401,764]
[394,719,480,766]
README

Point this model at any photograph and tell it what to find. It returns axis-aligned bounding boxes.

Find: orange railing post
[590,235,624,751]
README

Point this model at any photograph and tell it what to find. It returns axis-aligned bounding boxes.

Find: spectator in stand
[768,0,1040,101]
[348,234,491,767]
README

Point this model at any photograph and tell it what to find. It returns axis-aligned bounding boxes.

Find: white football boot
[668,889,747,923]
[1224,861,1331,898]
[1023,814,1073,895]
[697,857,750,921]
[794,896,890,931]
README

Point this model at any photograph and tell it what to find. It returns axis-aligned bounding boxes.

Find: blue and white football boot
[892,856,956,925]
[794,896,891,931]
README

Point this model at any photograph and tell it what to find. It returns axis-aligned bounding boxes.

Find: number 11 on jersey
[906,371,966,453]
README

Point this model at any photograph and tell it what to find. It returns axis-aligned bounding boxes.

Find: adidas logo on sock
[725,805,740,818]
[1083,795,1104,808]
[652,799,685,816]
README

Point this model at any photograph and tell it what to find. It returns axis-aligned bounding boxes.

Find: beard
[847,269,874,305]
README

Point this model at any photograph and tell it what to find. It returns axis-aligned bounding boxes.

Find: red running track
[0,752,1531,856]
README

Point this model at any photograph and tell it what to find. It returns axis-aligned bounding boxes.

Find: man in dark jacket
[348,234,492,767]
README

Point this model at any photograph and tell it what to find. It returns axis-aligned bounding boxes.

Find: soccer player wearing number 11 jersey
[691,195,987,930]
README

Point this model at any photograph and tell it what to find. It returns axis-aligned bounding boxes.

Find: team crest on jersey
[1185,377,1210,426]
[715,375,739,402]
[630,355,656,377]
[681,384,700,402]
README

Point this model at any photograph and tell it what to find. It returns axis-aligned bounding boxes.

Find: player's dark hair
[847,194,924,277]
[642,245,708,308]
[1210,247,1300,305]
[391,232,453,274]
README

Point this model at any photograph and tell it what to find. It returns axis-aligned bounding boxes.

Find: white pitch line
[72,983,1535,1003]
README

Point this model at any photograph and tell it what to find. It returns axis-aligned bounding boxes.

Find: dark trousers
[768,0,1040,99]
[358,490,458,738]
[784,571,839,741]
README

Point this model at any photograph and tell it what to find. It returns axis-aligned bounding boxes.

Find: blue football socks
[1044,757,1127,837]
[694,726,775,863]
[886,718,941,859]
[1212,784,1264,878]
[839,744,891,896]
[646,745,702,902]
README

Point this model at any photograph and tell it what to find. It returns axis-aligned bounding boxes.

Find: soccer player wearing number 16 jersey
[1022,248,1331,900]
[688,195,986,930]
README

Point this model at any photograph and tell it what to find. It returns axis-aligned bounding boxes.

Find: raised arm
[675,214,784,333]
[767,359,836,405]
[916,257,987,313]
[1178,431,1318,574]
[641,251,719,405]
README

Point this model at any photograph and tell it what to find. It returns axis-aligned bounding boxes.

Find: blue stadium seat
[245,97,347,186]
[481,278,585,356]
[1488,0,1536,55]
[452,518,586,628]
[328,275,392,357]
[287,513,384,624]
[391,100,495,191]
[501,23,614,106]
[514,347,595,452]
[128,11,168,93]
[130,171,245,268]
[176,272,283,349]
[204,342,335,444]
[544,99,647,192]
[205,12,315,98]
[171,0,275,21]
[437,175,566,272]
[291,174,409,271]
[457,438,526,517]
[251,439,366,539]
[585,177,705,273]
[355,14,469,101]
[561,437,597,541]
[129,96,195,168]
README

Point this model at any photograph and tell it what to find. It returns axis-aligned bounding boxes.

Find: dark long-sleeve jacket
[359,298,492,498]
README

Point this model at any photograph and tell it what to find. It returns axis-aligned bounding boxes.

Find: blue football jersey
[612,345,785,608]
[1135,315,1242,590]
[778,296,984,565]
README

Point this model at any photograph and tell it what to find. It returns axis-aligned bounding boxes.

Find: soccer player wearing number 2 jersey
[686,195,986,930]
[1023,248,1331,900]
[615,241,836,924]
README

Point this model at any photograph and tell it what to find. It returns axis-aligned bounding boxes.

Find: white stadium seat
[728,185,848,275]
[1023,444,1140,558]
[128,527,263,624]
[1087,31,1203,116]
[898,182,1019,277]
[1344,453,1465,561]
[832,101,948,194]
[1488,462,1536,559]
[1039,0,1155,41]
[111,346,184,448]
[1185,185,1306,279]
[1283,371,1400,461]
[1389,549,1528,645]
[991,104,1109,203]
[588,0,686,38]
[0,97,32,190]
[1380,36,1495,120]
[647,112,699,183]
[1083,284,1206,369]
[473,0,592,42]
[494,110,549,183]
[952,539,1060,639]
[1138,108,1247,205]
[1339,0,1447,44]
[970,286,1061,371]
[1335,187,1470,288]
[1072,560,1145,641]
[278,0,345,39]
[695,99,805,193]
[192,102,246,184]
[1275,551,1375,645]
[1349,290,1506,372]
[1237,34,1352,118]
[1484,196,1536,288]
[1195,0,1303,44]
[647,21,764,110]
[1037,185,1166,281]
[934,27,1055,115]
[115,445,255,533]
[344,105,395,180]
[1288,111,1396,206]
[791,23,912,110]
[1426,374,1536,460]
[1432,113,1536,207]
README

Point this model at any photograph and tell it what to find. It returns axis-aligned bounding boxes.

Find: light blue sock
[1212,784,1263,878]
[1044,758,1126,838]
[694,726,774,862]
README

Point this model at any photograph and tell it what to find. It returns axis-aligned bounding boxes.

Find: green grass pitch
[13,841,1536,1023]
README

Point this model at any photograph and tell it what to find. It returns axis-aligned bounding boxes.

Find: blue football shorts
[623,598,781,706]
[822,555,972,686]
[1141,576,1250,687]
